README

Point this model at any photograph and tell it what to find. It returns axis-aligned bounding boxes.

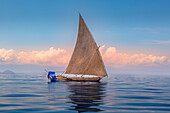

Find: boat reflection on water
[47,82,106,112]
[66,82,107,113]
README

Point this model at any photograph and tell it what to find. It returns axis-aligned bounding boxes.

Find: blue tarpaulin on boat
[47,71,56,82]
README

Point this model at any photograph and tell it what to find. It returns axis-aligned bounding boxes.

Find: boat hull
[65,77,101,82]
[47,72,102,82]
[49,76,101,82]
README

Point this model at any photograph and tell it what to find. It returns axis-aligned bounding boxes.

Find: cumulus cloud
[0,48,17,63]
[99,45,169,68]
[0,47,70,66]
[0,46,169,67]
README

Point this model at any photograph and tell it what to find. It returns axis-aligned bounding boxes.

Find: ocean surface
[0,73,170,113]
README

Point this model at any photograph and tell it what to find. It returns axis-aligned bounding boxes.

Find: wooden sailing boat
[47,14,107,82]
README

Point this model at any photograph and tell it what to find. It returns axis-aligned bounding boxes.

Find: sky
[0,0,170,74]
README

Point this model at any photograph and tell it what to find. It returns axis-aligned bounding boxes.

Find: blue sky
[0,0,170,73]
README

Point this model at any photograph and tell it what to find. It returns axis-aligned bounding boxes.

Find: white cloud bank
[0,47,70,66]
[0,46,169,68]
[100,45,169,68]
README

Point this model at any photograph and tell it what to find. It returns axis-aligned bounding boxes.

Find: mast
[65,14,107,77]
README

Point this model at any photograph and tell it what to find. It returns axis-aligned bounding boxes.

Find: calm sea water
[0,73,170,113]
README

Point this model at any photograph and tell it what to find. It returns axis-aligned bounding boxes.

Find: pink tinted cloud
[0,47,70,66]
[99,45,168,68]
[0,46,169,67]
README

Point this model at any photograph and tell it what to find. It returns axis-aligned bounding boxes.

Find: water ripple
[0,74,170,112]
[1,94,43,97]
